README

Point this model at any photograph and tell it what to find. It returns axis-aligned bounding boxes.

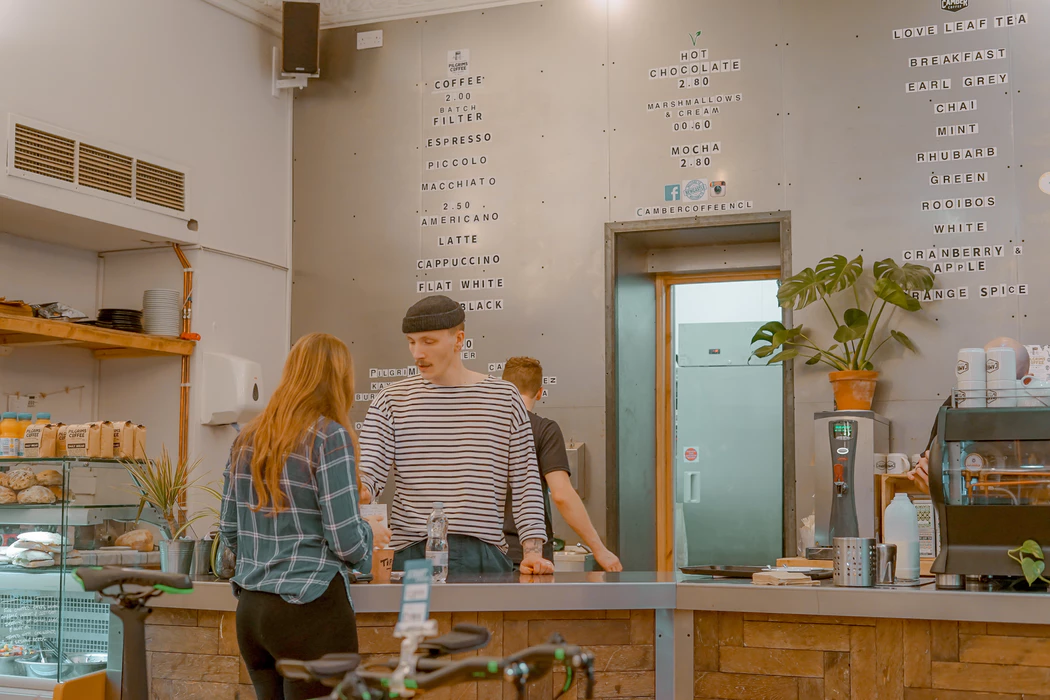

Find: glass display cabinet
[0,457,157,692]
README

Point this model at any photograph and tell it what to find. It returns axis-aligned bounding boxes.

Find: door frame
[605,210,793,572]
[655,270,782,572]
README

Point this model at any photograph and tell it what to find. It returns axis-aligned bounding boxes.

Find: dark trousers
[236,575,358,700]
[394,534,514,575]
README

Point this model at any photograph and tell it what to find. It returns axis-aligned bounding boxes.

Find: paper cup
[986,347,1016,383]
[956,348,985,383]
[371,547,394,584]
[955,380,987,408]
[874,453,888,474]
[988,379,1018,407]
[886,453,911,475]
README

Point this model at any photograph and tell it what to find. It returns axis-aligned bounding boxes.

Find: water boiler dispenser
[813,411,889,546]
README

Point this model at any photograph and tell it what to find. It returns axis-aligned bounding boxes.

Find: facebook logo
[664,184,681,201]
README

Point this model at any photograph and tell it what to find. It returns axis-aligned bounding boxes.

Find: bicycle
[74,566,194,700]
[277,622,596,700]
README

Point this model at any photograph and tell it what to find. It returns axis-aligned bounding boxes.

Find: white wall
[0,234,98,423]
[0,0,292,265]
[1,0,293,526]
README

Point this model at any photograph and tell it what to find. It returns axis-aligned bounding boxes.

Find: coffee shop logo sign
[941,0,968,11]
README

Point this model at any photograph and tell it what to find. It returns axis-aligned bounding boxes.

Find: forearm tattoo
[522,539,543,556]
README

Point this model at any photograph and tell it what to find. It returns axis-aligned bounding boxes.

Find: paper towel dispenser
[201,353,264,426]
[566,441,586,495]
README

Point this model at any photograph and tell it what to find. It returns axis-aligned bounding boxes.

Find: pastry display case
[0,457,158,688]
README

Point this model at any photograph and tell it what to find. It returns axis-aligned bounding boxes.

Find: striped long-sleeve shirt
[359,376,547,552]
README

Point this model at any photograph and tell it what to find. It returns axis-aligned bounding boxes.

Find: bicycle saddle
[419,624,491,657]
[277,653,361,685]
[74,566,193,594]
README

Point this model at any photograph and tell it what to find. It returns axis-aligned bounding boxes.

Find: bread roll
[7,469,35,491]
[0,473,9,489]
[0,487,16,505]
[35,470,62,487]
[17,486,57,505]
[47,486,63,501]
[115,529,154,552]
[17,532,66,546]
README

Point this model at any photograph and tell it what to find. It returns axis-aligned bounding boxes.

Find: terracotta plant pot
[829,370,879,410]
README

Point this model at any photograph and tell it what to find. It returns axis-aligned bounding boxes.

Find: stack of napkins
[752,569,819,586]
[0,532,82,569]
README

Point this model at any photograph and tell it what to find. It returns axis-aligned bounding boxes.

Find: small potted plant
[750,254,935,410]
[122,446,211,574]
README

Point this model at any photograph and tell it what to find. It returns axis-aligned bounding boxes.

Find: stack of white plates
[143,289,182,337]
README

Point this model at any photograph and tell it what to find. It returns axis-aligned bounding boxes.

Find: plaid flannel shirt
[219,418,373,604]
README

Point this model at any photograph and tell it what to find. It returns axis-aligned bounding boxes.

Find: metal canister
[875,543,897,587]
[833,537,876,587]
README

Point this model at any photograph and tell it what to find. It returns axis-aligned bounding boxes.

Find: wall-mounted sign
[684,447,699,463]
[447,48,470,77]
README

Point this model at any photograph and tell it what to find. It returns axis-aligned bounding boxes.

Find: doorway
[605,211,794,572]
[665,275,784,568]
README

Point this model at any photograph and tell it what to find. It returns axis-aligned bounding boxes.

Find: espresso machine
[929,406,1050,584]
[813,411,889,546]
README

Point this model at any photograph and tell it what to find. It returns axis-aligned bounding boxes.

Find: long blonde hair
[234,332,360,512]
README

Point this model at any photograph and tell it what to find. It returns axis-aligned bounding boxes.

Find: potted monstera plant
[751,254,935,410]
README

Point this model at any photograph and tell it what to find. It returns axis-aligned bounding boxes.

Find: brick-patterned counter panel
[693,611,1050,700]
[143,608,655,699]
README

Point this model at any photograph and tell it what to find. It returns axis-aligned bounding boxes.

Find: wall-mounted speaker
[282,1,320,76]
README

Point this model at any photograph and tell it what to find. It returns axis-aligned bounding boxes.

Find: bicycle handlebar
[281,639,596,699]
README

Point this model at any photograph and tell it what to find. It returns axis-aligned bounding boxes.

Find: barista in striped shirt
[359,295,554,576]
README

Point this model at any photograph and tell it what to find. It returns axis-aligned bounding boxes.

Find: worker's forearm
[552,491,609,554]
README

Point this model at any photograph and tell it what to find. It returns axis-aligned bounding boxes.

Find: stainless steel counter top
[677,575,1050,625]
[152,572,679,613]
[151,572,1050,625]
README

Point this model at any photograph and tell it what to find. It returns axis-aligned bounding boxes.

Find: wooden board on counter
[0,313,194,359]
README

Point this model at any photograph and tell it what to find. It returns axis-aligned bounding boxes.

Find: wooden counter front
[144,608,658,699]
[692,611,1050,699]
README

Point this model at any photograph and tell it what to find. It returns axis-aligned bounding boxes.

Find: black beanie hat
[402,295,466,334]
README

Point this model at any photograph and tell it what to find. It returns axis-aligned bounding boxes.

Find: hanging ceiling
[204,0,540,32]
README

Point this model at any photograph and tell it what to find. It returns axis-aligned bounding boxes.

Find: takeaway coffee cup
[371,547,394,584]
[988,379,1018,408]
[986,347,1016,383]
[874,453,888,474]
[955,381,986,409]
[957,348,985,383]
[886,453,911,475]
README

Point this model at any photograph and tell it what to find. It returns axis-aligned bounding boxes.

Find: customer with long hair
[219,333,385,700]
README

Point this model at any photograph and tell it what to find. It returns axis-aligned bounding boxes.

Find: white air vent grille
[135,160,185,212]
[78,144,133,198]
[13,123,75,182]
[7,116,189,219]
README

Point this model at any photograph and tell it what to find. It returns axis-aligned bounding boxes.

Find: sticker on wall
[664,184,681,201]
[1039,172,1050,195]
[448,49,470,77]
[682,179,709,201]
[710,181,726,197]
[941,0,968,12]
[684,447,699,463]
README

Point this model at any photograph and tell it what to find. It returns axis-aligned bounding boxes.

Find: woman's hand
[364,515,392,548]
[907,450,931,494]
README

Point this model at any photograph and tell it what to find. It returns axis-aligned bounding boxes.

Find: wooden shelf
[0,313,194,359]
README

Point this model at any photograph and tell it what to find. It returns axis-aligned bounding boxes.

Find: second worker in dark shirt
[501,357,623,572]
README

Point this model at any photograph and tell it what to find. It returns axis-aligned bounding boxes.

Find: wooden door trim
[654,267,781,572]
